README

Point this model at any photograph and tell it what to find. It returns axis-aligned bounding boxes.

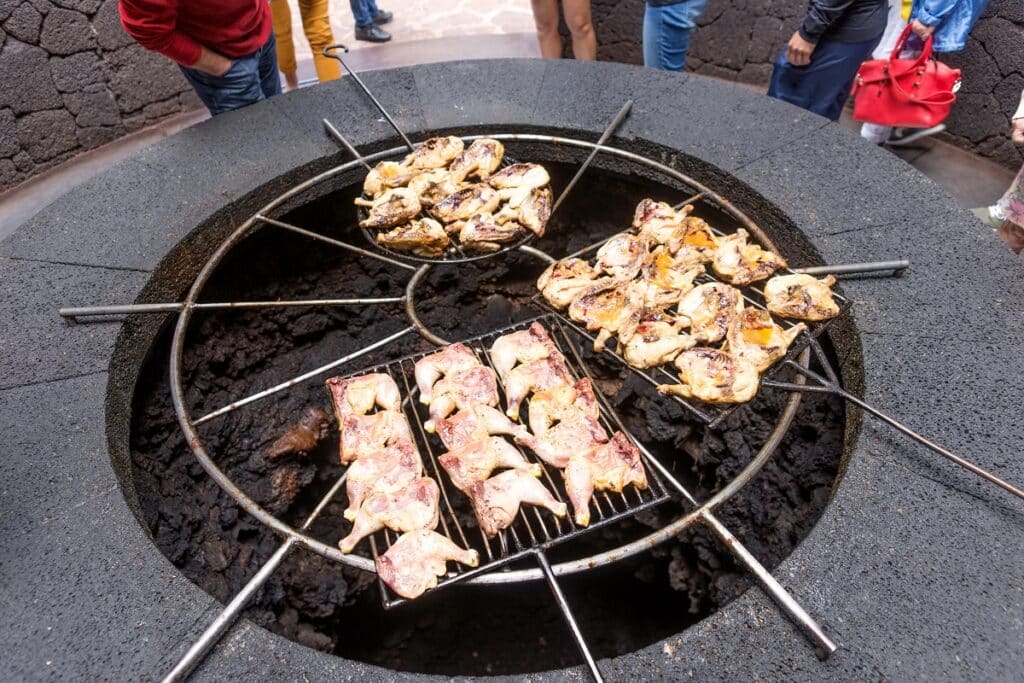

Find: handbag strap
[889,23,934,64]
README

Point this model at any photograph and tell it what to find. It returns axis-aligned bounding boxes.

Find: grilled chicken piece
[724,308,807,372]
[468,469,568,536]
[339,410,413,464]
[595,233,648,281]
[406,168,464,207]
[676,282,744,344]
[633,198,693,243]
[667,216,720,263]
[450,138,505,180]
[403,136,465,169]
[363,161,419,198]
[638,246,705,307]
[326,373,402,421]
[435,405,532,452]
[488,163,551,208]
[375,529,480,600]
[517,187,552,236]
[763,274,840,321]
[711,229,787,285]
[431,183,501,223]
[414,343,481,405]
[564,432,647,526]
[355,187,422,230]
[343,438,423,520]
[619,308,696,369]
[537,258,606,310]
[266,407,328,459]
[426,365,500,431]
[568,279,645,352]
[439,436,542,493]
[376,218,450,257]
[526,377,600,435]
[490,322,564,386]
[503,356,574,419]
[339,477,440,553]
[657,348,759,404]
[523,411,608,468]
[458,212,524,252]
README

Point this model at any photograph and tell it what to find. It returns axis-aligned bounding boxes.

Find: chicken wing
[763,274,840,321]
[439,436,542,493]
[435,404,532,452]
[426,365,500,431]
[711,229,787,285]
[375,529,480,600]
[339,409,413,464]
[458,212,524,252]
[638,246,705,307]
[403,135,465,170]
[724,308,807,372]
[376,218,451,257]
[414,343,481,404]
[564,432,647,526]
[355,187,422,230]
[363,161,419,198]
[657,348,759,404]
[632,198,692,244]
[568,279,645,352]
[537,258,606,310]
[526,377,600,435]
[503,356,574,419]
[431,183,501,224]
[488,163,551,208]
[516,187,552,237]
[595,233,648,281]
[468,469,567,536]
[676,282,744,344]
[618,308,696,369]
[343,438,423,520]
[489,322,564,386]
[339,477,440,553]
[449,138,505,180]
[326,373,402,421]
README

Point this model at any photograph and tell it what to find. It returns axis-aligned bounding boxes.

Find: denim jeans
[179,33,282,116]
[350,0,381,28]
[643,0,708,71]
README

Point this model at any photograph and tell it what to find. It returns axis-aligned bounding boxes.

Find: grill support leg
[535,550,604,683]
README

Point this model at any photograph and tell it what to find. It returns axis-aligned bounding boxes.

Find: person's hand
[910,19,935,40]
[1012,118,1024,145]
[786,32,816,66]
[192,46,233,77]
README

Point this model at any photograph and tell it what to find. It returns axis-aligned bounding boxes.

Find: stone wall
[581,0,1024,169]
[0,0,199,192]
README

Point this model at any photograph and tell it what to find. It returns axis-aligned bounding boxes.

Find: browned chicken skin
[711,229,787,285]
[431,183,501,223]
[676,282,744,344]
[638,246,705,307]
[595,233,648,281]
[449,138,505,180]
[657,347,759,404]
[618,308,696,369]
[568,279,645,351]
[763,274,840,321]
[467,469,567,536]
[376,217,451,257]
[375,529,479,599]
[355,187,422,230]
[403,136,465,169]
[537,258,608,310]
[724,308,807,372]
[457,212,524,252]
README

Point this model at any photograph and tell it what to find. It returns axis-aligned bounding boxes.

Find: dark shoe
[372,9,393,25]
[884,124,946,147]
[355,25,391,42]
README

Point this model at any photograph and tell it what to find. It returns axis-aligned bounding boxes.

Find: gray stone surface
[49,50,110,93]
[0,37,61,114]
[1,61,1022,682]
[38,7,94,55]
[15,108,77,161]
[3,1,41,43]
[63,83,120,126]
[0,107,17,156]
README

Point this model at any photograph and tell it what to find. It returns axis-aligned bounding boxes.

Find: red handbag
[851,24,961,128]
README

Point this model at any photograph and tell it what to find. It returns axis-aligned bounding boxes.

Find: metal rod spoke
[195,326,414,425]
[792,260,909,277]
[322,118,373,170]
[551,99,633,215]
[535,551,604,682]
[59,297,404,320]
[673,191,706,210]
[256,214,417,272]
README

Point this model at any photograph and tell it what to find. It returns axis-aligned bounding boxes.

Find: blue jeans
[350,0,380,28]
[179,33,282,116]
[767,34,880,121]
[643,0,708,71]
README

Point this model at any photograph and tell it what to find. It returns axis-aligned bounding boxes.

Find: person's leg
[270,0,298,91]
[562,0,596,60]
[642,4,663,68]
[530,0,563,58]
[258,32,283,100]
[860,4,906,143]
[299,0,341,82]
[350,0,374,27]
[644,0,707,71]
[768,36,878,121]
[179,53,266,116]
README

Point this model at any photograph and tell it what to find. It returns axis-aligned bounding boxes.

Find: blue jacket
[911,0,988,52]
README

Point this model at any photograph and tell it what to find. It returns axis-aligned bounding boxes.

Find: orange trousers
[271,0,341,82]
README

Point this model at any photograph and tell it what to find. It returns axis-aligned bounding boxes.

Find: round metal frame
[169,132,807,582]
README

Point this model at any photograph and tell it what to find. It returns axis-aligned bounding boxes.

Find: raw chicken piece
[339,409,413,464]
[676,282,744,344]
[666,216,720,263]
[363,161,419,198]
[516,187,552,236]
[266,407,328,459]
[326,373,402,421]
[637,246,705,307]
[439,436,542,493]
[458,212,524,252]
[568,279,645,352]
[724,308,807,372]
[376,218,450,257]
[425,365,500,431]
[763,274,840,321]
[339,477,440,553]
[488,163,551,208]
[503,356,574,419]
[449,138,505,180]
[595,233,648,281]
[657,348,759,404]
[375,529,480,600]
[711,229,787,285]
[489,322,565,386]
[526,377,600,435]
[564,432,647,526]
[632,198,692,243]
[403,136,465,169]
[406,169,464,207]
[521,411,608,468]
[414,343,481,404]
[355,187,422,230]
[435,405,532,452]
[467,469,567,536]
[343,438,423,520]
[618,308,696,369]
[537,258,607,310]
[431,183,500,223]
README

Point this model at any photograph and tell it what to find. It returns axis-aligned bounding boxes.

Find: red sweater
[119,0,272,67]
